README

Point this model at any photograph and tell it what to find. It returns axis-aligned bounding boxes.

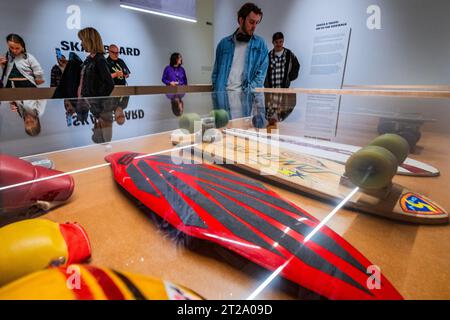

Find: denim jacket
[212,33,269,92]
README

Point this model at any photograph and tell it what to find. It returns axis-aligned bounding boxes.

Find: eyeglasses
[110,51,119,54]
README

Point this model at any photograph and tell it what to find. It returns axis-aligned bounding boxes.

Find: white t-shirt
[275,49,285,57]
[226,40,249,92]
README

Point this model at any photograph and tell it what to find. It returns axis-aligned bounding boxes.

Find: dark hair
[171,98,183,116]
[237,3,263,24]
[170,52,182,67]
[6,34,27,57]
[272,32,284,42]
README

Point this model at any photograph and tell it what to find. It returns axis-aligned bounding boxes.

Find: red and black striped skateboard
[106,152,402,300]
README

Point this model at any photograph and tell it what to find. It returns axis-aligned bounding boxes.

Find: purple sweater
[162,65,188,86]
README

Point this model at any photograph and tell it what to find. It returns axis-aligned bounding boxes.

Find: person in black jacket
[264,32,300,88]
[77,27,114,98]
[52,52,83,99]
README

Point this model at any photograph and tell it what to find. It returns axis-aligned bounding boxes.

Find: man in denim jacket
[212,3,268,93]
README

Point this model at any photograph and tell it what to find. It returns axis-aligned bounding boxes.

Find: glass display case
[1,90,449,300]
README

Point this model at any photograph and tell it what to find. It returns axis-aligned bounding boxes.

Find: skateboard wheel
[369,134,409,165]
[203,128,222,143]
[345,146,398,190]
[210,109,229,128]
[179,113,201,134]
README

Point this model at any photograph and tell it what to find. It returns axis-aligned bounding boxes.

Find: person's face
[7,41,24,57]
[58,56,67,66]
[24,113,38,132]
[115,107,125,125]
[64,100,75,114]
[109,47,119,61]
[79,38,88,52]
[273,38,284,51]
[176,55,182,66]
[239,12,261,36]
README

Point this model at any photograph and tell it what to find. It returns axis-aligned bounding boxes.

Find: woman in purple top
[162,52,188,86]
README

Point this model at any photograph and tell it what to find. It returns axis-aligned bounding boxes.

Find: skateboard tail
[105,152,403,300]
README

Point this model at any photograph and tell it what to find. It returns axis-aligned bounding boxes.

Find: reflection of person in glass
[166,93,185,117]
[90,96,130,143]
[264,92,296,124]
[113,96,130,125]
[9,99,47,136]
[91,116,113,144]
[90,101,113,144]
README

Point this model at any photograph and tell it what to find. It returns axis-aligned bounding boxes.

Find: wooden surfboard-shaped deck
[194,135,448,224]
[224,128,440,177]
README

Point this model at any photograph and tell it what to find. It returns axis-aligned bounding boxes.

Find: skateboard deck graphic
[106,152,402,300]
[0,264,203,300]
[195,135,448,224]
[225,128,439,177]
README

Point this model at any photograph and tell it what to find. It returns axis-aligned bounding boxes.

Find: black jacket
[79,53,114,98]
[52,53,83,99]
[264,48,300,88]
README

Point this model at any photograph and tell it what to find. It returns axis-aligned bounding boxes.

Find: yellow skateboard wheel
[345,146,398,190]
[369,134,410,165]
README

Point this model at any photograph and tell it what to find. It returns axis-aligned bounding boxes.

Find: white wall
[0,0,214,86]
[214,0,450,87]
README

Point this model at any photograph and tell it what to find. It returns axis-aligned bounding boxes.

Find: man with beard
[212,2,268,93]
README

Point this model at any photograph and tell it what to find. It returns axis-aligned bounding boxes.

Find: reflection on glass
[9,99,47,137]
[166,93,185,117]
[65,96,131,144]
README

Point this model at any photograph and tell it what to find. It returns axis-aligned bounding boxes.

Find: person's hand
[170,81,179,86]
[114,71,124,79]
[0,56,7,66]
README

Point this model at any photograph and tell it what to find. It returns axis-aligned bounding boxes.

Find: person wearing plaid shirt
[264,32,300,88]
[50,55,67,87]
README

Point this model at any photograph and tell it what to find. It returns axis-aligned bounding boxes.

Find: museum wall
[214,0,450,87]
[0,0,214,86]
